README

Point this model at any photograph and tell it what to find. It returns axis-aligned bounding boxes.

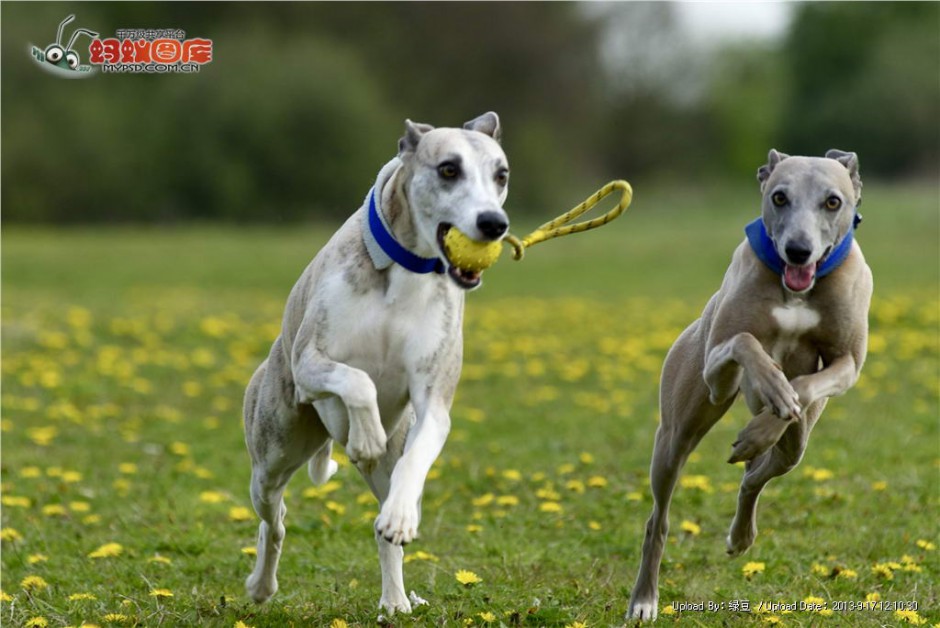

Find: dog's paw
[378,592,412,616]
[728,409,793,464]
[375,499,419,545]
[627,597,659,621]
[245,571,278,604]
[726,518,757,557]
[347,423,388,464]
[751,364,802,419]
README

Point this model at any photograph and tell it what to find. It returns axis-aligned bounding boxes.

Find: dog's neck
[362,158,444,274]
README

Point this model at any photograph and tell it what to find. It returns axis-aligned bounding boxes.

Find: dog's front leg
[374,395,450,546]
[704,332,801,419]
[790,353,862,408]
[293,347,387,465]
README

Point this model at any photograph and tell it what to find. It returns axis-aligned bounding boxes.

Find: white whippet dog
[628,149,872,621]
[243,112,510,614]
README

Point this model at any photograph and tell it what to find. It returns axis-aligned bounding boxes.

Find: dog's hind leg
[727,401,824,556]
[629,326,730,621]
[244,347,328,604]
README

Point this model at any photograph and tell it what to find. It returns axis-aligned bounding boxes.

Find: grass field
[2,182,937,627]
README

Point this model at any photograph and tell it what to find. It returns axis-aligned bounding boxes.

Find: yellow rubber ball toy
[442,227,503,272]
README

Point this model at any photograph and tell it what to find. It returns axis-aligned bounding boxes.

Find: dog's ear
[825,149,863,198]
[463,111,502,143]
[757,148,790,190]
[399,120,434,155]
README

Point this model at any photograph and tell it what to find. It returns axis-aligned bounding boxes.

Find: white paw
[245,571,277,604]
[627,598,659,621]
[375,499,419,545]
[308,456,339,485]
[409,590,429,607]
[347,424,387,464]
[378,593,412,616]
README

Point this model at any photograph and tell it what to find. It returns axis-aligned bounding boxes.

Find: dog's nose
[476,211,508,240]
[784,242,812,265]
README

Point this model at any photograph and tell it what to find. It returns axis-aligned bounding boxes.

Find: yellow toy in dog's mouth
[442,227,503,272]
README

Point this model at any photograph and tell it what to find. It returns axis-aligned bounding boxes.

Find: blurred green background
[2,2,937,224]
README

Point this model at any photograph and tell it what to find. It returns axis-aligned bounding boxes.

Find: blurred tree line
[2,2,937,223]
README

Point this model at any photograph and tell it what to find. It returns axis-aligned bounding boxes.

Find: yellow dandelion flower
[802,596,832,615]
[148,555,172,565]
[587,475,607,488]
[536,487,561,500]
[0,590,13,602]
[2,495,32,508]
[566,622,589,628]
[466,524,483,533]
[82,514,102,525]
[62,470,83,483]
[1,528,23,542]
[200,491,226,504]
[241,546,257,556]
[169,442,190,456]
[69,501,91,513]
[20,466,42,478]
[455,570,482,585]
[579,452,594,464]
[102,613,130,622]
[865,592,881,602]
[762,616,782,625]
[557,463,576,475]
[872,563,894,579]
[660,605,676,616]
[539,501,563,513]
[21,575,49,592]
[27,554,48,565]
[680,475,713,493]
[149,588,174,598]
[811,562,831,576]
[626,491,643,501]
[302,480,341,499]
[472,493,495,507]
[328,620,347,628]
[88,542,123,559]
[25,618,48,628]
[478,611,496,623]
[404,550,439,563]
[742,561,765,577]
[67,592,97,601]
[894,609,926,625]
[679,520,701,536]
[229,507,253,522]
[915,539,936,551]
[325,501,346,515]
[501,469,522,481]
[871,480,888,491]
[566,479,585,493]
[118,463,138,475]
[496,495,519,507]
[837,568,858,579]
[42,504,68,517]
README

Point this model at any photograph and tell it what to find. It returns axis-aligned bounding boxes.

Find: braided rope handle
[505,180,633,261]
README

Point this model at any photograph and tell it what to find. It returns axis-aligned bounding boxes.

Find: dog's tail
[307,439,338,485]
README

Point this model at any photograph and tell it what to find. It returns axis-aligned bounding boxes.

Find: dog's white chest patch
[770,304,820,362]
[771,304,820,334]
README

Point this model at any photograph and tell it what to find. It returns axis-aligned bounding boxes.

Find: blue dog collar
[745,213,862,279]
[366,187,445,275]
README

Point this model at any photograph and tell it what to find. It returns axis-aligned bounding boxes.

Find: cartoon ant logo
[30,15,98,78]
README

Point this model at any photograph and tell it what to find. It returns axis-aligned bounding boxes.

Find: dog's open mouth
[437,223,483,289]
[783,245,832,293]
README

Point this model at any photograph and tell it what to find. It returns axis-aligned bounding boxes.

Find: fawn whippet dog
[628,149,871,620]
[243,112,510,614]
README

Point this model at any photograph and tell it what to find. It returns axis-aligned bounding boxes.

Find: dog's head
[757,148,862,293]
[397,112,510,290]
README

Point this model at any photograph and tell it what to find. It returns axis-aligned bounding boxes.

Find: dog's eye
[824,195,842,211]
[495,168,509,186]
[438,162,460,179]
[771,191,788,207]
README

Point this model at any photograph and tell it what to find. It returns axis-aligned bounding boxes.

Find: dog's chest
[769,302,820,363]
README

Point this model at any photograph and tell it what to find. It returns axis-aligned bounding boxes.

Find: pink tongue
[784,264,815,291]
